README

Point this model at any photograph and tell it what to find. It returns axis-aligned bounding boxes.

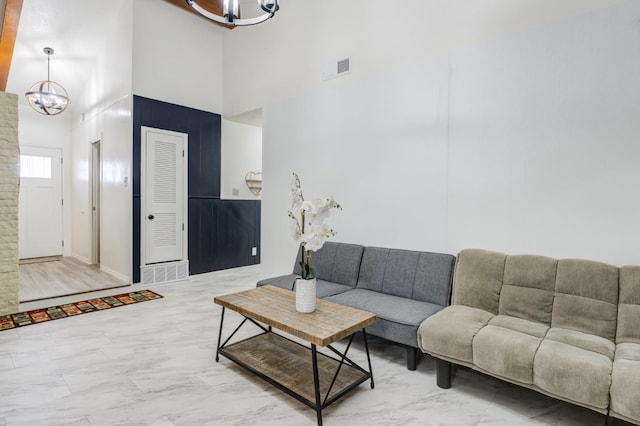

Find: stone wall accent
[0,92,19,315]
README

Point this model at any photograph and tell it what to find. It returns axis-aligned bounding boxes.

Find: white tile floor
[0,266,629,425]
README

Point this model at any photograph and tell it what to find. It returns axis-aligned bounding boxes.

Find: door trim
[140,126,188,267]
[90,138,101,265]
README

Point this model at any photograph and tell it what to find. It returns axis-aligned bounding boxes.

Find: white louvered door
[143,128,186,265]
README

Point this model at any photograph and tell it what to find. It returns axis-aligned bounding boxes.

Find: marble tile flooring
[0,266,629,426]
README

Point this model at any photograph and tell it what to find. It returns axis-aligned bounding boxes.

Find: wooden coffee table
[214,285,377,425]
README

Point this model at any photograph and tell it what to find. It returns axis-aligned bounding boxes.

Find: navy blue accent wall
[132,96,260,283]
[132,95,221,198]
[188,199,261,273]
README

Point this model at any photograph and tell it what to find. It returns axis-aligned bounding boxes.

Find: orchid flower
[287,172,341,279]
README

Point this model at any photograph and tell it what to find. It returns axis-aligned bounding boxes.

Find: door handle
[148,214,155,220]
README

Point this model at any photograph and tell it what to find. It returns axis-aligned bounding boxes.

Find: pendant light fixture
[186,0,279,26]
[25,47,71,116]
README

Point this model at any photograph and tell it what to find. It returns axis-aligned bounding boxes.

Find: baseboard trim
[71,254,91,265]
[99,265,130,284]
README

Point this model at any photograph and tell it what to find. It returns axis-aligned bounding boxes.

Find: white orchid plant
[288,172,341,280]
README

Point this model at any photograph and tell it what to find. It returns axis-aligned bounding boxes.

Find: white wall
[98,96,133,281]
[70,0,133,281]
[221,119,262,200]
[257,0,640,278]
[17,105,72,257]
[223,0,624,117]
[71,100,134,282]
[446,2,640,264]
[262,58,450,277]
[132,0,224,113]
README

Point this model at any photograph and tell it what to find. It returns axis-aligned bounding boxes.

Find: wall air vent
[337,58,350,74]
[322,57,351,81]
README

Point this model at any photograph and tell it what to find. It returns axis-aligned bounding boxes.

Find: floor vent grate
[141,261,189,285]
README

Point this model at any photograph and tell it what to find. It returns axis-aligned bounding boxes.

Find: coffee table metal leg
[215,307,226,362]
[311,344,323,426]
[362,329,375,389]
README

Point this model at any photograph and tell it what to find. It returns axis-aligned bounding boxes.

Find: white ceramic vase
[295,277,317,313]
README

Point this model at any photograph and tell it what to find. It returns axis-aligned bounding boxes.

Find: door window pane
[20,155,52,179]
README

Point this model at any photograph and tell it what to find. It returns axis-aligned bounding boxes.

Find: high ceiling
[1,0,627,116]
[4,0,124,110]
[1,0,228,112]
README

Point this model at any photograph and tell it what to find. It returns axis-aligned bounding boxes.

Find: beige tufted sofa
[418,249,640,425]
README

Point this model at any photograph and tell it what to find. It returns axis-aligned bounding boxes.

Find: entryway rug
[0,290,163,331]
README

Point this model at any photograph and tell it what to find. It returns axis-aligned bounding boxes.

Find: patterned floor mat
[0,290,163,331]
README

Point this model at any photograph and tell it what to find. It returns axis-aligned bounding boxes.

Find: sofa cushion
[452,249,506,314]
[355,248,417,296]
[257,274,296,291]
[292,242,364,287]
[325,289,443,326]
[533,327,613,411]
[610,342,640,422]
[500,254,557,325]
[551,259,618,342]
[311,280,353,299]
[412,252,456,306]
[363,317,427,349]
[488,314,548,338]
[617,266,640,344]
[257,276,354,299]
[325,288,444,347]
[418,305,494,364]
[611,266,640,424]
[544,327,615,359]
[355,247,455,305]
[473,315,549,385]
[616,304,640,344]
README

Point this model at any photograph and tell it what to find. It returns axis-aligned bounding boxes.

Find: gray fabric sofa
[258,242,456,370]
[257,242,365,298]
[418,249,640,425]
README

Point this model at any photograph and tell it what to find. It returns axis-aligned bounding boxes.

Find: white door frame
[140,126,188,266]
[90,138,102,265]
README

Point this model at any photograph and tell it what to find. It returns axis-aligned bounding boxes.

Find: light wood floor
[19,256,129,302]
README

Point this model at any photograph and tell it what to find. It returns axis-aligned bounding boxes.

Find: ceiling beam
[0,0,23,92]
[163,0,234,29]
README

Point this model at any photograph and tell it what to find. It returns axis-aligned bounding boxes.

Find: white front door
[142,127,187,265]
[18,146,63,259]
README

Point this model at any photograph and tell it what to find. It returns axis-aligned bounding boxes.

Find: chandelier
[186,0,279,26]
[25,47,70,116]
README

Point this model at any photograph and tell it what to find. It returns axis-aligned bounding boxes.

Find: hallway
[19,257,128,302]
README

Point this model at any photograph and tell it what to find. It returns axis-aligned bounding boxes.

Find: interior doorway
[17,140,132,302]
[91,140,101,265]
